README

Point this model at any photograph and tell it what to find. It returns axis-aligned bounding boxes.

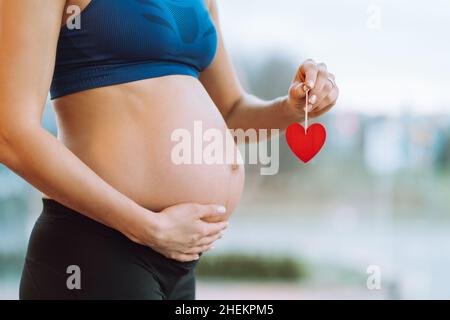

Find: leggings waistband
[41,198,127,241]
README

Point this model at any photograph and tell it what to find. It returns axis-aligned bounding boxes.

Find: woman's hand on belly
[134,203,229,262]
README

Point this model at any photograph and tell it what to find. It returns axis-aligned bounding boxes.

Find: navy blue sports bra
[50,0,218,99]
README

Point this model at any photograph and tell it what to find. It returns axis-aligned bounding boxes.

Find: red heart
[286,123,327,163]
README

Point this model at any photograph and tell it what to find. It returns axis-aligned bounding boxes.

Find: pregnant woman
[0,0,338,299]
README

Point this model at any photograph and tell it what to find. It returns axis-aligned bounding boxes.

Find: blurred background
[1,0,450,299]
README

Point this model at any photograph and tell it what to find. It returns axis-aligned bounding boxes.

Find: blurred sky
[217,0,450,115]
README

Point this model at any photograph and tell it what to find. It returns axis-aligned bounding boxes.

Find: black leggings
[20,199,198,300]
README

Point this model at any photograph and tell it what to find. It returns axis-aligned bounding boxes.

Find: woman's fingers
[292,59,317,98]
[187,220,227,246]
[174,228,223,257]
[299,59,318,89]
[308,65,339,113]
[291,60,338,114]
[169,252,200,262]
[184,244,215,255]
[201,221,228,239]
[308,63,332,111]
[196,204,227,220]
[315,86,339,114]
[167,225,222,257]
[196,231,224,246]
[288,81,308,102]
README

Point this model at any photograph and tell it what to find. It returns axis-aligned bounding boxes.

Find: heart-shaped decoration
[286,123,326,163]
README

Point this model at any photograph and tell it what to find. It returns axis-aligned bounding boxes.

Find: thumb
[197,204,227,219]
[288,81,307,101]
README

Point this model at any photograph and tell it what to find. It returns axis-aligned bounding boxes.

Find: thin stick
[304,88,309,134]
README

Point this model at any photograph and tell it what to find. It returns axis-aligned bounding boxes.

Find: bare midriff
[49,75,245,219]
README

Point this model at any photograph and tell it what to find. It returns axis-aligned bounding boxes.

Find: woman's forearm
[225,93,303,133]
[0,123,157,245]
[0,122,229,262]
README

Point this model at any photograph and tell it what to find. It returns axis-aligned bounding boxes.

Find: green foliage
[196,253,308,282]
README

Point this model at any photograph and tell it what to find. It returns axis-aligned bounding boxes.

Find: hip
[20,199,198,300]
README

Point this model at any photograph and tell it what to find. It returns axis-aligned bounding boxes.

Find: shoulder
[205,0,219,20]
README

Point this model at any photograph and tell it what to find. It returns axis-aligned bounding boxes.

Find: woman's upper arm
[200,0,245,118]
[0,0,65,131]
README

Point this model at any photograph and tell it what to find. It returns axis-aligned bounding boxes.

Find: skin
[0,0,338,262]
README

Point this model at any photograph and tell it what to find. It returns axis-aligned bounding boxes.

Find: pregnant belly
[53,76,245,217]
